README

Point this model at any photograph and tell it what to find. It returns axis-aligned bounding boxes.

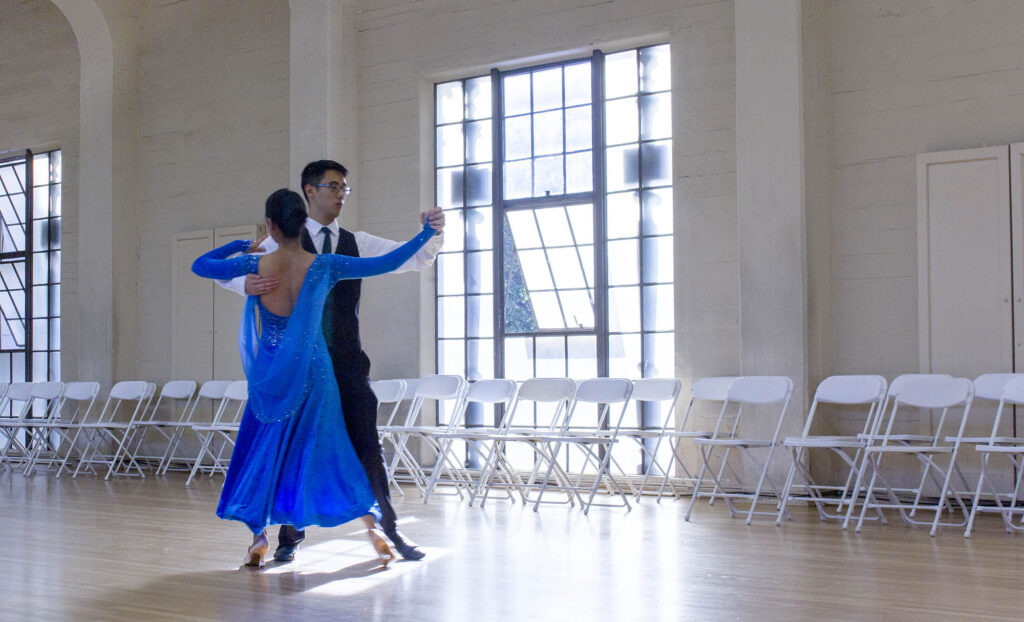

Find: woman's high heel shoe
[244,531,269,568]
[368,529,395,567]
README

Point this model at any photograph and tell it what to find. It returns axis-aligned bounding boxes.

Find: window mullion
[491,68,505,381]
[591,50,609,379]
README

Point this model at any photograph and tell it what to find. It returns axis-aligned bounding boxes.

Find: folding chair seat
[13,382,66,474]
[30,382,101,477]
[70,381,155,479]
[686,376,794,524]
[965,375,1024,537]
[775,375,887,525]
[0,383,41,469]
[127,380,199,473]
[159,380,233,476]
[370,379,408,495]
[854,375,975,536]
[186,380,247,486]
[469,377,577,508]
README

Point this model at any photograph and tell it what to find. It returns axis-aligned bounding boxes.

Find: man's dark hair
[301,160,348,204]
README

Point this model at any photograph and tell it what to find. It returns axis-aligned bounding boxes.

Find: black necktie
[320,226,332,255]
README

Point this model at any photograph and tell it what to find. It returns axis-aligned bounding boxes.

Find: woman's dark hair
[265,188,308,238]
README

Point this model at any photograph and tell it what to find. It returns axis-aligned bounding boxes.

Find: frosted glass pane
[466,251,493,294]
[565,151,592,193]
[641,141,672,187]
[0,166,23,194]
[546,247,586,289]
[535,336,566,377]
[436,125,464,167]
[643,284,674,332]
[565,105,592,152]
[578,247,595,288]
[640,93,671,140]
[558,289,594,328]
[564,62,592,106]
[642,188,672,235]
[466,207,492,250]
[507,211,541,248]
[466,76,491,120]
[49,318,60,349]
[609,286,640,332]
[438,339,465,376]
[644,332,674,378]
[504,337,534,380]
[437,296,465,338]
[532,67,562,111]
[567,335,597,379]
[608,239,639,285]
[466,120,492,163]
[640,45,671,93]
[535,207,573,246]
[442,209,464,252]
[467,295,493,338]
[605,49,638,98]
[33,187,49,219]
[436,166,463,208]
[437,253,464,295]
[504,160,532,200]
[32,155,49,186]
[466,164,492,206]
[533,155,564,196]
[609,333,642,379]
[504,73,531,116]
[531,291,564,329]
[606,145,639,192]
[606,191,640,240]
[605,98,638,146]
[642,236,673,283]
[436,82,464,123]
[466,339,494,381]
[50,184,61,217]
[534,111,564,156]
[566,204,593,245]
[518,249,553,289]
[504,116,532,160]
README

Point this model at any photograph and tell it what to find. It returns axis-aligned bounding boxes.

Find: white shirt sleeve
[354,229,444,273]
[216,235,279,295]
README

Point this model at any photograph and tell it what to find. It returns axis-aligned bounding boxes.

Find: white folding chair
[128,380,199,473]
[855,376,975,536]
[371,379,408,495]
[185,380,248,487]
[617,378,684,500]
[965,375,1024,536]
[70,381,155,479]
[37,382,102,478]
[686,376,794,524]
[14,382,66,474]
[775,375,887,525]
[0,383,58,470]
[159,380,233,476]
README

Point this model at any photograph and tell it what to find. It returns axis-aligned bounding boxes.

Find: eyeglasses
[314,182,352,196]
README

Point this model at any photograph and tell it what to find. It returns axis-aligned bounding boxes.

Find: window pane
[466,76,491,120]
[605,97,638,146]
[578,247,595,288]
[518,249,553,290]
[437,167,464,208]
[437,253,464,295]
[605,49,638,98]
[32,286,45,315]
[558,289,594,328]
[607,191,640,240]
[436,82,464,123]
[533,155,564,196]
[640,45,671,93]
[532,67,562,111]
[0,166,23,194]
[606,145,639,192]
[546,247,586,289]
[50,184,61,217]
[33,187,49,219]
[642,236,673,283]
[505,115,532,160]
[33,253,48,283]
[609,286,640,332]
[641,93,671,140]
[467,295,493,338]
[466,251,493,294]
[438,339,465,376]
[504,160,532,199]
[535,207,573,246]
[567,335,597,379]
[531,291,565,329]
[504,73,531,116]
[466,207,492,250]
[641,141,672,187]
[608,239,639,286]
[32,155,49,187]
[437,125,464,167]
[442,209,464,252]
[466,120,492,164]
[49,318,60,349]
[507,211,542,248]
[564,62,592,106]
[33,353,48,381]
[643,284,674,332]
[49,286,60,317]
[437,296,465,338]
[642,188,673,235]
[466,164,492,206]
[504,336,534,380]
[566,204,593,245]
[644,332,674,378]
[565,105,592,151]
[565,151,592,193]
[466,338,494,380]
[32,319,47,350]
[609,333,642,378]
[533,110,564,156]
[535,336,565,376]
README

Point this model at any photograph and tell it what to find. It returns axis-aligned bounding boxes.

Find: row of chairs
[0,379,248,485]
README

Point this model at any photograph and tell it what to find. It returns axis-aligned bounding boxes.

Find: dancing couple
[191,160,444,566]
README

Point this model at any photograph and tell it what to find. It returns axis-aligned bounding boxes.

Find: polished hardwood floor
[1,470,1023,621]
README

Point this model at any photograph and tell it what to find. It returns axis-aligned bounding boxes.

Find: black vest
[301,227,370,376]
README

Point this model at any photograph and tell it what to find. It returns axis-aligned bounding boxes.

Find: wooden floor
[2,471,1023,621]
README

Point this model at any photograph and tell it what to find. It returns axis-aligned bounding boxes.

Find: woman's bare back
[257,250,316,317]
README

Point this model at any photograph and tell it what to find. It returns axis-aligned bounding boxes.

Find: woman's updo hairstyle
[265,188,307,238]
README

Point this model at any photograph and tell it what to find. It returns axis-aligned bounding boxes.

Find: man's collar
[306,218,339,236]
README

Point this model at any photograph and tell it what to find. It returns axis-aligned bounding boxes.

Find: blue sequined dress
[191,224,434,534]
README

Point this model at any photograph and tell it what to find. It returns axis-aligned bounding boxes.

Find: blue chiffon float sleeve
[326,222,436,281]
[191,239,260,280]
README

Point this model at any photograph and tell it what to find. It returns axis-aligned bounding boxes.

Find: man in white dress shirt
[222,160,444,562]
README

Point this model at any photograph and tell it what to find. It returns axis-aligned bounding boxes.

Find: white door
[213,225,258,379]
[172,230,214,382]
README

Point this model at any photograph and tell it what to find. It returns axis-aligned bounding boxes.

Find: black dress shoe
[273,543,299,562]
[383,529,425,560]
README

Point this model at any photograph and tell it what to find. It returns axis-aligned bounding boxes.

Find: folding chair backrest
[501,377,576,431]
[895,376,972,409]
[3,382,35,420]
[999,376,1024,406]
[465,379,518,405]
[972,373,1022,402]
[216,381,248,426]
[161,380,198,401]
[631,378,682,403]
[30,381,65,420]
[715,376,793,441]
[798,375,887,439]
[404,374,467,429]
[564,378,633,431]
[109,381,149,401]
[198,380,233,400]
[372,379,408,427]
[59,382,100,423]
[690,376,739,401]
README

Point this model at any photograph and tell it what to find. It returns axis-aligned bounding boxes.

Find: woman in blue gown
[191,188,435,567]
